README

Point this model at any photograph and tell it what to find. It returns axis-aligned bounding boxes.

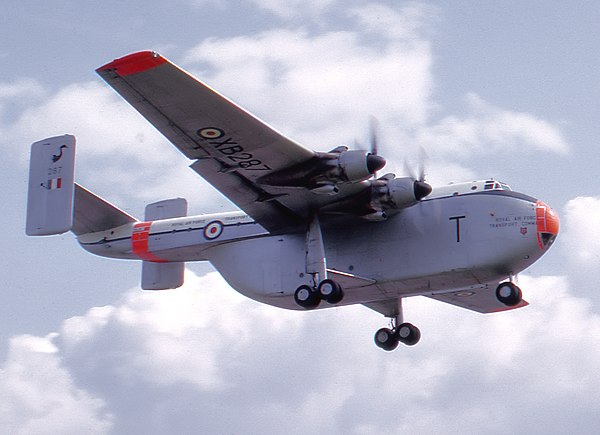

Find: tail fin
[72,184,136,235]
[26,135,76,236]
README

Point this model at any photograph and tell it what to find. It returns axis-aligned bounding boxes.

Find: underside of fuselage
[200,189,555,311]
[76,187,557,317]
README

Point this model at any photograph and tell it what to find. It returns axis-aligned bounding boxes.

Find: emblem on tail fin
[52,144,68,163]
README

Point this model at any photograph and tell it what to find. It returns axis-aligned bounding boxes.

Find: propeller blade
[369,116,379,156]
[403,160,416,180]
[417,146,429,182]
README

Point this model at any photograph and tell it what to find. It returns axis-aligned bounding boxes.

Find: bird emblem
[52,145,68,163]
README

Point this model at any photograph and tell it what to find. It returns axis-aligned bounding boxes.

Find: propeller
[351,117,385,177]
[366,116,385,176]
[404,146,432,200]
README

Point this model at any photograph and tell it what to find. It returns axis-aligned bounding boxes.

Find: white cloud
[564,196,600,268]
[59,272,305,391]
[0,78,46,124]
[0,334,112,435]
[349,2,439,41]
[251,0,335,19]
[0,78,44,100]
[187,0,335,19]
[415,93,570,157]
[183,26,434,153]
[3,271,600,433]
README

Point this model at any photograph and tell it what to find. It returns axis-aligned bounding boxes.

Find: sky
[2,1,600,433]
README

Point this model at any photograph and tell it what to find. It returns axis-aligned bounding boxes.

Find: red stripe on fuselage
[132,222,167,262]
[96,51,167,76]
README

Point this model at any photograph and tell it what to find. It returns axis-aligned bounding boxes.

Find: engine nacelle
[336,150,386,183]
[384,177,418,208]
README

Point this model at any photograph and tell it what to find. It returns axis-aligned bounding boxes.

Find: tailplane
[141,198,187,290]
[26,135,185,290]
[71,184,136,235]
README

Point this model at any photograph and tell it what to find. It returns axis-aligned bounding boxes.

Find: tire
[495,282,522,307]
[374,327,399,351]
[294,285,321,309]
[318,279,344,304]
[396,323,421,346]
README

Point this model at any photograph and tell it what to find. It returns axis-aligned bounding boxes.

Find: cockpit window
[484,180,511,191]
[540,232,556,248]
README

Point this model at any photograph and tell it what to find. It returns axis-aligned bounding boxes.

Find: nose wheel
[495,281,522,306]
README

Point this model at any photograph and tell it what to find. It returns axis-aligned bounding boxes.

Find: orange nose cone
[536,201,559,249]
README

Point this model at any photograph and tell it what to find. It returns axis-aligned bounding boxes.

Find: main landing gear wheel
[374,323,421,351]
[294,285,321,309]
[495,282,522,307]
[374,328,399,351]
[317,279,344,304]
[397,323,421,346]
[294,280,344,309]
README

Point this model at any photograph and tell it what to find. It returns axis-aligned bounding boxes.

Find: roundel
[197,127,225,140]
[203,220,224,240]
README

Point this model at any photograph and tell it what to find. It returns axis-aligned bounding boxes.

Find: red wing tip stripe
[96,51,167,76]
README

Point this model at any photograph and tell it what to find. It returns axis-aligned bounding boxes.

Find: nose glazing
[536,201,559,249]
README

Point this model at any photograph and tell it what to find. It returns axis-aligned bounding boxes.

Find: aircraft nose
[536,200,559,249]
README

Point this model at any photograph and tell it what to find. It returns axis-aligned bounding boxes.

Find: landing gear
[318,279,344,304]
[495,282,522,306]
[397,322,421,346]
[294,215,345,310]
[374,298,421,351]
[374,322,421,351]
[374,328,399,351]
[294,285,321,309]
[294,280,344,310]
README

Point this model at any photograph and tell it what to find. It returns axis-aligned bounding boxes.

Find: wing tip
[96,50,167,76]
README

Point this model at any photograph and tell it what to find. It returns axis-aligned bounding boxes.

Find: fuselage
[77,180,559,310]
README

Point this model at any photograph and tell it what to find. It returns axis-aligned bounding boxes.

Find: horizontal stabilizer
[144,198,187,220]
[141,197,188,290]
[142,261,185,290]
[72,184,137,235]
[26,135,76,236]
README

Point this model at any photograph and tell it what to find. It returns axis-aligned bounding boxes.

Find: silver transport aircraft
[26,51,559,351]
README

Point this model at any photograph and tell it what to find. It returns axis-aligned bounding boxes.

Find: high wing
[96,51,388,233]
